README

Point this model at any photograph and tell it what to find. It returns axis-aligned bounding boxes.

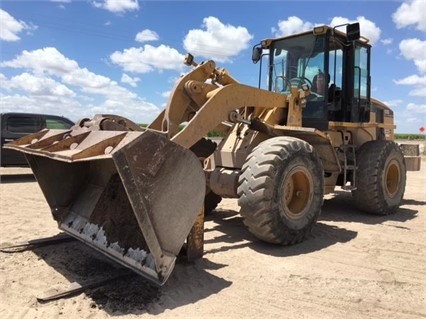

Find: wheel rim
[281,166,313,219]
[385,159,400,198]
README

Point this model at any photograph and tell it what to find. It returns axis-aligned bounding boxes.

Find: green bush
[207,130,226,137]
[395,134,425,140]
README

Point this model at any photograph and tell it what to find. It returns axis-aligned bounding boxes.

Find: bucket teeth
[60,214,159,282]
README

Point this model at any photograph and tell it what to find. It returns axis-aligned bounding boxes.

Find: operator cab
[253,23,371,130]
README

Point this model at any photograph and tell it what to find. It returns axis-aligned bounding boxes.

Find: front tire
[237,137,324,245]
[352,140,406,215]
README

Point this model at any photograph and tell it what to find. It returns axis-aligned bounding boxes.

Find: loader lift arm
[150,54,309,150]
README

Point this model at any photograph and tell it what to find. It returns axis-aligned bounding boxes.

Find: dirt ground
[0,159,425,319]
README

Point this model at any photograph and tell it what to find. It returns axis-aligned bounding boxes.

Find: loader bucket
[5,128,205,285]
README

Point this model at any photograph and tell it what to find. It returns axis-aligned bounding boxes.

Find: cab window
[6,116,42,133]
[46,118,73,129]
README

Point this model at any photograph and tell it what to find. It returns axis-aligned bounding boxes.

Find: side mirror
[346,23,360,41]
[252,47,262,64]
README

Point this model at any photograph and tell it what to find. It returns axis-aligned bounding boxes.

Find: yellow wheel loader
[6,23,421,285]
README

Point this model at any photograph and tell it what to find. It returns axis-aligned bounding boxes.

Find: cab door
[351,44,370,122]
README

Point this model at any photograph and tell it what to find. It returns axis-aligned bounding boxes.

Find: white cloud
[1,47,117,91]
[110,44,186,73]
[0,93,76,115]
[381,38,394,54]
[390,2,426,113]
[394,74,426,86]
[399,38,426,74]
[49,0,69,10]
[183,16,253,62]
[1,47,78,76]
[0,9,37,42]
[381,38,393,46]
[92,0,139,13]
[0,48,161,123]
[64,68,113,90]
[5,72,76,98]
[406,102,426,113]
[161,90,171,99]
[394,75,426,97]
[272,16,314,37]
[121,73,140,87]
[409,86,426,97]
[393,0,426,32]
[135,29,159,42]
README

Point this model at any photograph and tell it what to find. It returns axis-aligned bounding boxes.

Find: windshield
[268,33,327,98]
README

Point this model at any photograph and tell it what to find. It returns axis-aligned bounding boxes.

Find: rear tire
[352,140,406,215]
[237,137,324,245]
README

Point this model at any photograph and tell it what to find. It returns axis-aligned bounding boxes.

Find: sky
[0,0,425,134]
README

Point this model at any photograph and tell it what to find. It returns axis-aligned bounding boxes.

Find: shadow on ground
[205,209,357,258]
[11,235,232,316]
[320,190,420,224]
[205,189,420,258]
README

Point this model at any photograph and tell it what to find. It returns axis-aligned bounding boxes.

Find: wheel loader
[5,23,421,286]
